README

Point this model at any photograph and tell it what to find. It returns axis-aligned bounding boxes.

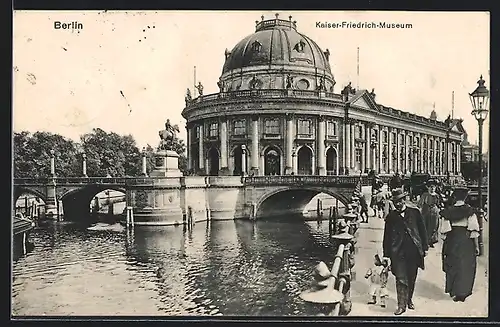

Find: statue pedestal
[150,149,182,177]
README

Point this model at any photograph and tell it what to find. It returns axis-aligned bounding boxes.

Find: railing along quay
[300,190,360,316]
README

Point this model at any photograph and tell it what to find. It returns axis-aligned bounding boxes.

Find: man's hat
[426,179,437,186]
[391,188,407,202]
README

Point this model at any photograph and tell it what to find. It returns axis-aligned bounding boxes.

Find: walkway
[349,208,489,317]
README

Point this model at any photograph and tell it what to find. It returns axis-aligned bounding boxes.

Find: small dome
[222,17,332,77]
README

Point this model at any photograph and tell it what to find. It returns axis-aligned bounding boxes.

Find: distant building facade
[461,131,481,163]
[181,16,465,177]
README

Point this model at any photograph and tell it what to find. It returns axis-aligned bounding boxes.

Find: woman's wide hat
[391,188,407,202]
[452,185,470,200]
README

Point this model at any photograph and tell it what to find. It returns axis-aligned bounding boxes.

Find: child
[364,253,390,308]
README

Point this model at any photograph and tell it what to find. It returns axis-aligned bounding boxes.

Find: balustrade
[185,89,343,107]
[244,175,360,186]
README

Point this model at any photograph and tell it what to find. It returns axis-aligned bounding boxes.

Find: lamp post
[469,75,489,257]
[50,149,55,177]
[82,153,88,178]
[370,135,377,173]
[141,147,148,177]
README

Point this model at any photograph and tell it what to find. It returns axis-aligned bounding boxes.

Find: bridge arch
[59,185,126,221]
[14,186,47,204]
[254,186,350,219]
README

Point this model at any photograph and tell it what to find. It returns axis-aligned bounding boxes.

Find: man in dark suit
[383,188,428,315]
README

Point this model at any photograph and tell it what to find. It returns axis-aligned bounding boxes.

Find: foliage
[13,123,188,178]
[461,161,488,183]
[80,128,142,177]
[13,131,81,178]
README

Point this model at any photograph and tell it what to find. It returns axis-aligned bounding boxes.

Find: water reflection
[13,216,339,316]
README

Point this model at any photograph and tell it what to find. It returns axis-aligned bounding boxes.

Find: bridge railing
[244,175,360,187]
[14,177,132,185]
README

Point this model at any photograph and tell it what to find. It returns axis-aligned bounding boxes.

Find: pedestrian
[374,189,387,219]
[383,188,428,315]
[384,196,396,220]
[417,179,443,248]
[439,186,480,302]
[365,253,390,308]
[355,190,369,223]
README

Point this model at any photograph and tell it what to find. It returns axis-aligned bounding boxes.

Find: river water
[12,216,339,316]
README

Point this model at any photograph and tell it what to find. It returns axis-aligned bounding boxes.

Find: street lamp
[82,153,88,178]
[469,75,489,257]
[50,149,56,177]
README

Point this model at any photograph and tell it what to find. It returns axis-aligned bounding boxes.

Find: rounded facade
[182,16,463,178]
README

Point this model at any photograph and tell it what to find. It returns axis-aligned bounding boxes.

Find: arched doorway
[326,147,337,175]
[233,146,248,176]
[297,146,313,175]
[264,147,280,175]
[207,147,219,176]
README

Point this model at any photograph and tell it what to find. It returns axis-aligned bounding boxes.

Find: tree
[80,128,141,177]
[13,131,81,178]
[461,161,488,183]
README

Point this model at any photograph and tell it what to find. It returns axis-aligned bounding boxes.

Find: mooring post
[22,232,27,255]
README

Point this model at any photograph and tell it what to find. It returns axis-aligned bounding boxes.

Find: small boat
[13,213,35,255]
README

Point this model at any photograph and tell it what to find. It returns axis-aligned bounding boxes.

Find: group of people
[362,180,481,315]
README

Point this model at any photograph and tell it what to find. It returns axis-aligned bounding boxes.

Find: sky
[13,11,490,152]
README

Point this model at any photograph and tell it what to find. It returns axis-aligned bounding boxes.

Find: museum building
[181,15,465,177]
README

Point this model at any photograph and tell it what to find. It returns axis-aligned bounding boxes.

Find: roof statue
[286,74,294,89]
[195,82,204,96]
[158,119,180,151]
[185,88,192,106]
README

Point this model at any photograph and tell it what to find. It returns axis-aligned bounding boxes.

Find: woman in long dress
[417,179,442,247]
[439,186,480,302]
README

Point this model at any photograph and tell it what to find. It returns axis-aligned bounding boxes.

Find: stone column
[198,125,204,172]
[50,150,56,177]
[186,125,192,171]
[140,150,147,176]
[387,127,393,173]
[82,153,88,177]
[241,145,247,176]
[404,133,409,174]
[396,130,401,173]
[456,141,461,175]
[317,117,326,175]
[378,126,383,173]
[345,119,351,174]
[220,119,228,173]
[427,138,431,174]
[366,124,371,171]
[286,115,294,174]
[419,135,424,173]
[351,123,356,171]
[251,117,260,175]
[361,123,366,173]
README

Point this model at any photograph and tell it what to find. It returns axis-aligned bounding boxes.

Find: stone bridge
[13,175,361,225]
[14,177,128,219]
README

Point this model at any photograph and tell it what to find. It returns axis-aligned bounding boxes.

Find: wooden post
[25,197,28,216]
[22,232,27,255]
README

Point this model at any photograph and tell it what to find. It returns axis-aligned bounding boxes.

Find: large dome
[222,17,332,77]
